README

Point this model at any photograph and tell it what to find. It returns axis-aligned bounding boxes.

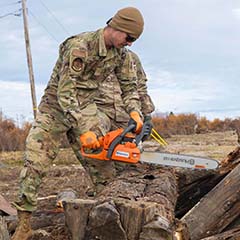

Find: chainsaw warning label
[115,151,129,158]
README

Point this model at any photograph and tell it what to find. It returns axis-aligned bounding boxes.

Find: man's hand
[129,111,143,133]
[80,131,100,149]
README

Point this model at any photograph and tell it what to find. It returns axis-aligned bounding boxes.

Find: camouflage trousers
[13,104,129,212]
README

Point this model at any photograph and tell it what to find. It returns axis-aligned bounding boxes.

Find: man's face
[110,30,133,48]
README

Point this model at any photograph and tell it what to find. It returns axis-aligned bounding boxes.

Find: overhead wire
[1,1,66,42]
[0,1,21,8]
[0,9,21,19]
[28,9,59,43]
[38,0,70,35]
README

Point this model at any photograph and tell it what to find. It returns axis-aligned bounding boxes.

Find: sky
[0,0,240,123]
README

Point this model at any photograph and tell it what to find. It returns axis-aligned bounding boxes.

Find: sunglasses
[126,34,136,43]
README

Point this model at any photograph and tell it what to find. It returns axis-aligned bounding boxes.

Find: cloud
[145,66,232,116]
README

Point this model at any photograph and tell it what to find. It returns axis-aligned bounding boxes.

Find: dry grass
[164,130,238,161]
[0,148,80,167]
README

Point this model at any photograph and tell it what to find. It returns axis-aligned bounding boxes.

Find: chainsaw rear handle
[135,120,153,145]
[107,124,136,159]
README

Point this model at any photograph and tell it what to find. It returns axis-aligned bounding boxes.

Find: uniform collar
[98,28,107,57]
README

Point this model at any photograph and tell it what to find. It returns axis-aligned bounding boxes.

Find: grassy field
[164,130,238,161]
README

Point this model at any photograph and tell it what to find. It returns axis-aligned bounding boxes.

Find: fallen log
[200,226,240,240]
[0,217,10,240]
[175,169,226,218]
[176,146,240,218]
[0,194,17,216]
[182,162,240,240]
[63,164,179,240]
[219,146,240,173]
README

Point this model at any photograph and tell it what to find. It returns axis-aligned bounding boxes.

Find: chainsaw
[81,122,219,170]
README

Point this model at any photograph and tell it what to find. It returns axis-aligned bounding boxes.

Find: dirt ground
[0,130,238,239]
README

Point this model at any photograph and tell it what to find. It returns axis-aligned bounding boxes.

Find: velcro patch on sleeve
[72,49,86,58]
[70,48,86,73]
[72,58,83,72]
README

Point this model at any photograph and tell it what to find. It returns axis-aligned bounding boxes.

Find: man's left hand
[129,111,143,133]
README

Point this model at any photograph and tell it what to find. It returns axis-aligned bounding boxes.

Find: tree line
[152,113,240,137]
[0,112,240,151]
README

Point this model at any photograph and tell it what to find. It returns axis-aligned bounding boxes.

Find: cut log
[219,146,240,173]
[85,201,127,240]
[63,165,179,240]
[0,195,17,216]
[182,162,240,240]
[175,169,226,218]
[225,215,240,230]
[200,226,240,240]
[63,199,97,240]
[0,217,10,240]
[176,146,240,218]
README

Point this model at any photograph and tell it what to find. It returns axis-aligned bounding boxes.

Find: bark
[219,146,240,173]
[0,194,17,216]
[200,226,240,240]
[182,162,240,240]
[175,169,226,218]
[63,164,179,240]
[0,217,10,240]
[176,146,240,218]
[63,199,97,240]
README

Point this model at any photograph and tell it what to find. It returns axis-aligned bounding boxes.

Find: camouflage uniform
[14,28,141,212]
[69,50,155,187]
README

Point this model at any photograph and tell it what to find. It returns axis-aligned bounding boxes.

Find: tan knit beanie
[108,7,144,39]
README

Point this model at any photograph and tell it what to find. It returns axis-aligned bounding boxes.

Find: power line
[38,0,70,35]
[0,1,21,8]
[28,9,59,43]
[0,9,21,19]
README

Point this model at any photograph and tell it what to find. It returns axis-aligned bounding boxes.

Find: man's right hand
[80,131,100,149]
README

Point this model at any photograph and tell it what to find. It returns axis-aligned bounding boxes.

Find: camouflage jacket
[94,50,155,120]
[38,28,141,132]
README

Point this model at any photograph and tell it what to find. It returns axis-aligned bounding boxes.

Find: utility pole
[21,0,37,119]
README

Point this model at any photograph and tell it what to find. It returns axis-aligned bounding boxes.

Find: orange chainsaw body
[81,128,141,164]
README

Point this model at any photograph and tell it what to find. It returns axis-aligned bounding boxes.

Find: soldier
[11,7,146,240]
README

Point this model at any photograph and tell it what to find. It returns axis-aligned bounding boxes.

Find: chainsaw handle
[135,121,152,145]
[106,124,136,159]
